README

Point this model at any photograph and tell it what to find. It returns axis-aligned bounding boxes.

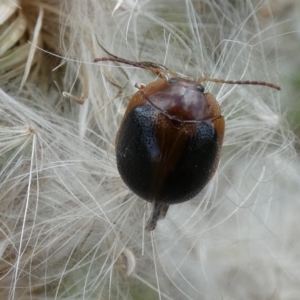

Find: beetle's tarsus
[145,202,169,231]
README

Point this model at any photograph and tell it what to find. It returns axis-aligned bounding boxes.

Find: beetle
[94,50,280,231]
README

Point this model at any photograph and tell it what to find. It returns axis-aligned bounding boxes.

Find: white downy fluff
[0,0,300,299]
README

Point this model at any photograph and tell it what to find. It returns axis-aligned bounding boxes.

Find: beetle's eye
[197,84,205,92]
[168,78,178,84]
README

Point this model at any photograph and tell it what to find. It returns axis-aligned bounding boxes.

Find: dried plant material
[0,11,26,57]
[0,0,299,299]
[19,7,43,90]
[0,0,70,93]
[0,1,19,26]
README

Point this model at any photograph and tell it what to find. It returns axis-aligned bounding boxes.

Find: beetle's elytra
[116,77,224,203]
[94,50,280,231]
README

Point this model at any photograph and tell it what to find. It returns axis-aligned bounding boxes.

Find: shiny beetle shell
[94,48,280,230]
[115,77,225,204]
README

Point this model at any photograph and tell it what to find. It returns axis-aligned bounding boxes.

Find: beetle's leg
[62,64,89,104]
[145,202,169,231]
[134,83,146,90]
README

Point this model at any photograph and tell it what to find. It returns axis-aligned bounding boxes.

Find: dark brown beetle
[94,51,280,231]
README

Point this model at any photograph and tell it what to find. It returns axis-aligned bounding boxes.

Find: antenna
[198,77,281,90]
[94,49,280,91]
